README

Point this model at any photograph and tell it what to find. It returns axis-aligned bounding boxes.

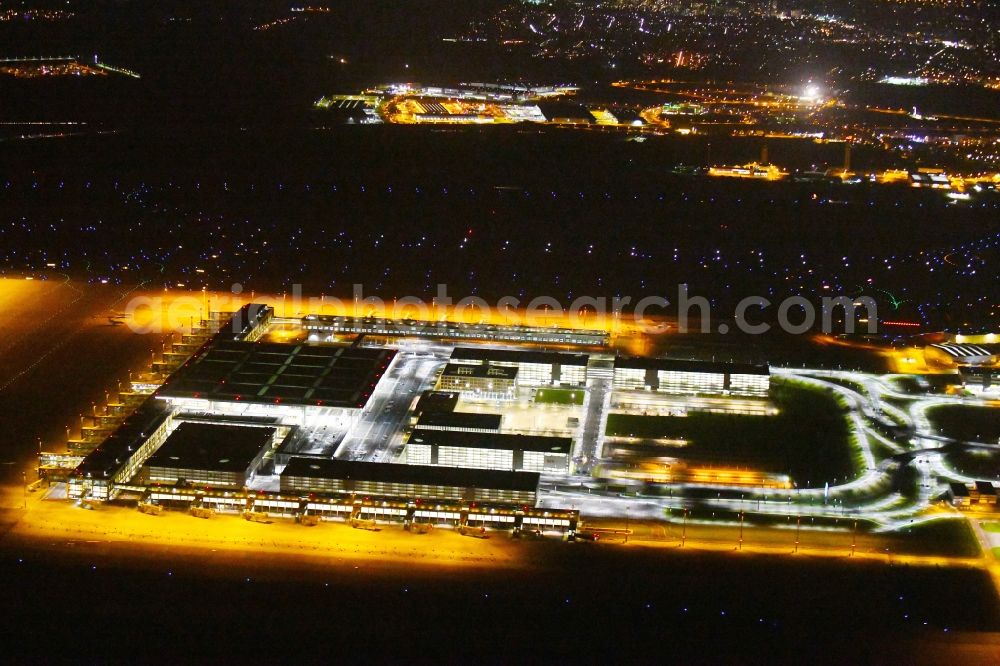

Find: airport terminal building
[69,304,396,500]
[438,362,519,399]
[156,339,397,428]
[143,422,280,489]
[613,357,770,397]
[67,304,583,510]
[302,315,609,346]
[402,428,572,474]
[448,347,589,387]
[280,458,540,505]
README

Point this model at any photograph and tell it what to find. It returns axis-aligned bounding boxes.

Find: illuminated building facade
[414,411,502,433]
[437,363,518,399]
[302,315,609,346]
[927,343,998,368]
[280,458,540,505]
[402,429,572,474]
[613,357,770,397]
[448,347,589,387]
[143,422,279,489]
[69,398,172,501]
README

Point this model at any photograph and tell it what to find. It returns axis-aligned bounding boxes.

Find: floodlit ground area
[0,278,167,490]
[983,522,1000,557]
[7,491,525,571]
[2,480,999,661]
[458,394,581,436]
[0,486,989,575]
[2,515,998,662]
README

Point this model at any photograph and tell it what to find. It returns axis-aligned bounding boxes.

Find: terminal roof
[146,422,276,473]
[74,398,172,480]
[415,411,502,431]
[414,390,460,414]
[450,346,589,366]
[282,458,540,492]
[614,356,770,375]
[159,340,396,409]
[408,428,571,454]
[442,363,518,380]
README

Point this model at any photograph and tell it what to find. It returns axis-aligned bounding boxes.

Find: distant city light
[801,84,821,101]
[880,76,930,86]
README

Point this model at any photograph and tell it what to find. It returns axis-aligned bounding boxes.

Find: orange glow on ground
[8,491,527,572]
[120,287,668,339]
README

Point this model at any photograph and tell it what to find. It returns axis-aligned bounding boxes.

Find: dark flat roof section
[408,429,571,454]
[415,411,502,431]
[146,422,275,473]
[450,347,589,366]
[442,363,518,380]
[614,356,769,376]
[74,397,172,480]
[414,390,460,414]
[159,341,396,409]
[281,458,540,492]
[73,306,270,482]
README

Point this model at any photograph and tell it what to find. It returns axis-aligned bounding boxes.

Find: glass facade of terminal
[728,372,771,397]
[403,442,570,474]
[613,362,770,397]
[449,358,587,387]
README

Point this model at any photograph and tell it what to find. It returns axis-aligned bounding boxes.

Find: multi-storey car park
[437,362,519,399]
[447,347,589,387]
[401,430,573,475]
[612,356,771,397]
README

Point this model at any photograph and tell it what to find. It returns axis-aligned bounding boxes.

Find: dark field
[943,447,1000,482]
[0,537,997,662]
[4,127,999,333]
[606,380,857,485]
[930,405,1000,444]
